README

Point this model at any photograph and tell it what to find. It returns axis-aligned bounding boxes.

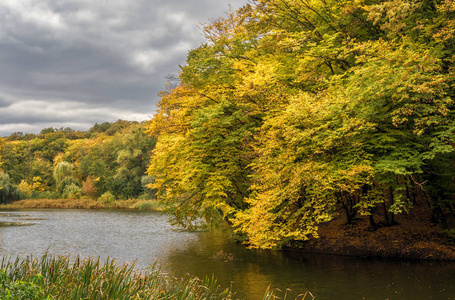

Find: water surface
[0,209,453,299]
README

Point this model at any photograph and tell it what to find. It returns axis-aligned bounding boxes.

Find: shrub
[18,180,33,198]
[62,184,82,199]
[99,191,115,204]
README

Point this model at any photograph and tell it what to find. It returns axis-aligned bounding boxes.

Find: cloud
[0,0,247,136]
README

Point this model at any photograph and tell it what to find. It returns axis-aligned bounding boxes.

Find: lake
[0,209,453,299]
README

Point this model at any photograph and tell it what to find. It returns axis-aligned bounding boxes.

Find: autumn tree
[147,0,455,248]
[82,176,97,199]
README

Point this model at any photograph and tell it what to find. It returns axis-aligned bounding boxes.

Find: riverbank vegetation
[0,199,163,210]
[0,253,308,300]
[0,253,290,300]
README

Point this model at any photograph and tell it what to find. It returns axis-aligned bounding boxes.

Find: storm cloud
[0,0,247,136]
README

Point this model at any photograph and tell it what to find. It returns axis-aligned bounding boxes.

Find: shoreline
[0,198,164,211]
[285,214,455,261]
[284,238,455,262]
[3,199,455,262]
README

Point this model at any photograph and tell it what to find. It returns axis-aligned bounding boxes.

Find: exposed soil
[287,198,455,261]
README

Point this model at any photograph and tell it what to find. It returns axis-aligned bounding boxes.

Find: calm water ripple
[0,209,453,300]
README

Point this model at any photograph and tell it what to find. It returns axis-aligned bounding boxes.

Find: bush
[62,184,82,199]
[18,180,33,198]
[99,191,115,204]
[134,200,162,211]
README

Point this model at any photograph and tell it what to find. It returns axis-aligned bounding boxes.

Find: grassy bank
[0,254,305,300]
[0,199,164,211]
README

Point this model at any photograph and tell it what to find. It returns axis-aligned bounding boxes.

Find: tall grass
[0,254,313,299]
[0,253,233,299]
[262,287,315,300]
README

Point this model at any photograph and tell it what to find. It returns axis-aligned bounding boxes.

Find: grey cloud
[0,98,11,109]
[0,98,150,127]
[0,0,247,136]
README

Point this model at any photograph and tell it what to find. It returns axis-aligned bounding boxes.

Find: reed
[0,199,165,211]
[0,253,313,299]
[0,253,234,299]
[262,286,315,300]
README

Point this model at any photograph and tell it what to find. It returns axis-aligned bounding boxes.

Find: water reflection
[0,210,453,300]
[163,229,455,300]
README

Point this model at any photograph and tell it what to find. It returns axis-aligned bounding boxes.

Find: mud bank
[286,204,455,261]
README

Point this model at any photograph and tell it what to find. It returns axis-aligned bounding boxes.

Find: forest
[0,120,157,203]
[1,0,454,250]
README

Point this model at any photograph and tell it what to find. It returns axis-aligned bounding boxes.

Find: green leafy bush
[99,191,115,204]
[62,184,82,199]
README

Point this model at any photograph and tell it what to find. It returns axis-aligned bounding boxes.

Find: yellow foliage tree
[147,0,455,248]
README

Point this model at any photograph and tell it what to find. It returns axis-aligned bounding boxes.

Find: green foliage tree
[0,172,23,204]
[53,162,78,196]
[0,141,33,184]
[112,123,156,199]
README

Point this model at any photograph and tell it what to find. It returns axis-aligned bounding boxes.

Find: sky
[0,0,248,137]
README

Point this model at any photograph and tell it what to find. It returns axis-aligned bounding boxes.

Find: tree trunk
[368,214,378,230]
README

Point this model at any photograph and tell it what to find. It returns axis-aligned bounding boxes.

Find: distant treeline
[0,120,156,202]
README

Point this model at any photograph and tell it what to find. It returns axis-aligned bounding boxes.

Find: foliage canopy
[146,0,455,248]
[0,121,156,201]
